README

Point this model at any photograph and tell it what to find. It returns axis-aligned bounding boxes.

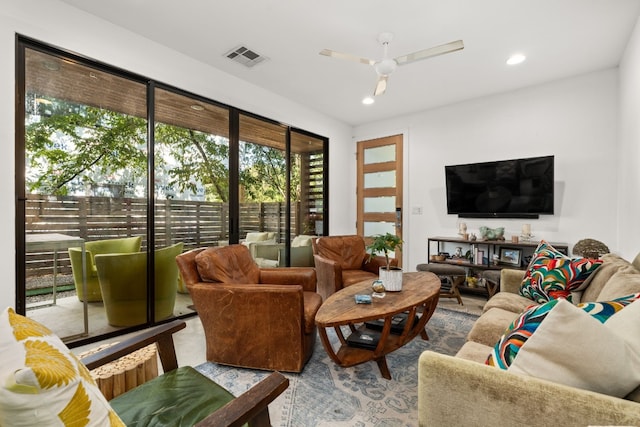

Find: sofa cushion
[467,307,521,347]
[582,253,639,302]
[504,298,640,397]
[455,340,494,363]
[0,307,125,426]
[195,245,261,284]
[486,294,640,397]
[482,292,535,314]
[342,269,378,287]
[110,366,235,426]
[292,235,314,247]
[519,257,603,304]
[487,294,640,369]
[244,232,275,242]
[597,270,640,302]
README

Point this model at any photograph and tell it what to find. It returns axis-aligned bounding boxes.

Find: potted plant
[367,233,404,291]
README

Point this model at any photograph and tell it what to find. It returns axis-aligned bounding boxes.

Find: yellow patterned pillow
[0,307,125,426]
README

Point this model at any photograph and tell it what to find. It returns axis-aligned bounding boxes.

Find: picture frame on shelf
[499,247,522,266]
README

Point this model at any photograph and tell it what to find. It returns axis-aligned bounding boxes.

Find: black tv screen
[445,155,554,218]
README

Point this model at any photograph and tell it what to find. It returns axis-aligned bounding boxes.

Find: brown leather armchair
[311,235,398,300]
[176,244,321,373]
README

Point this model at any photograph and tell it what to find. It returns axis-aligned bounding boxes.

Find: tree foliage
[25,97,300,202]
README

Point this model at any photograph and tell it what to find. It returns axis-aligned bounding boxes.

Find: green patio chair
[94,242,184,327]
[68,236,142,302]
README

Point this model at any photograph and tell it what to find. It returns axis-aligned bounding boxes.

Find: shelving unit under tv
[426,236,568,296]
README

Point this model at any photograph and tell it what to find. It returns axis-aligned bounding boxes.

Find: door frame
[356,134,404,267]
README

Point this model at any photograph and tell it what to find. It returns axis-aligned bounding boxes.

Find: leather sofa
[176,244,322,373]
[418,251,640,426]
[311,235,396,301]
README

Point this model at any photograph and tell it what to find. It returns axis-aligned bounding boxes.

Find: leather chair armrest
[362,255,394,274]
[176,248,207,287]
[259,267,317,292]
[313,254,342,301]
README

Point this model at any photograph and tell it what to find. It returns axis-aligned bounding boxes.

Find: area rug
[195,307,478,427]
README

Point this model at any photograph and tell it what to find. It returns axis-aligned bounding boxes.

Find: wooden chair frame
[80,320,289,427]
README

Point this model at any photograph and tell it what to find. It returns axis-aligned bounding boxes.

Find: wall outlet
[412,206,423,215]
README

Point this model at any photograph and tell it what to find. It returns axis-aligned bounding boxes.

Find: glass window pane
[364,222,396,236]
[238,114,287,262]
[24,48,148,337]
[154,88,231,319]
[364,196,395,213]
[364,145,395,164]
[364,171,396,188]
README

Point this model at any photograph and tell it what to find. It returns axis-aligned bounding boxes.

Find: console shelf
[426,236,568,297]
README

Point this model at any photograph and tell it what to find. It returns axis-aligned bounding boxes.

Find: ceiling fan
[320,32,464,96]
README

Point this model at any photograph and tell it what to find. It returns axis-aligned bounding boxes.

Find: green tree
[25,96,299,202]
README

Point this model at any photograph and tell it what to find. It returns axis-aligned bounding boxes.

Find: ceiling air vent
[224,45,268,68]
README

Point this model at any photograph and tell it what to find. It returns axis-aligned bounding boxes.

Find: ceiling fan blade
[319,49,375,66]
[394,40,464,66]
[374,75,388,96]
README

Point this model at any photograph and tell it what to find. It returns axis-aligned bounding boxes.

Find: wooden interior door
[357,135,403,267]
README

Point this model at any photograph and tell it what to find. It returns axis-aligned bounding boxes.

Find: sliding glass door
[16,36,328,345]
[20,46,149,339]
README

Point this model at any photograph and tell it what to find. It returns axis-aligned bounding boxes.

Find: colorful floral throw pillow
[519,240,602,303]
[486,292,640,369]
[486,295,640,397]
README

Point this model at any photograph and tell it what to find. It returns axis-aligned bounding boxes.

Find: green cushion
[110,366,239,427]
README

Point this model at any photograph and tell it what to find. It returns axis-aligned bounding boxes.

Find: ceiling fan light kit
[320,32,464,97]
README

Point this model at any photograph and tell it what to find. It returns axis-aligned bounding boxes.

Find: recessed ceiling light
[506,54,526,66]
[362,97,375,105]
[190,104,205,111]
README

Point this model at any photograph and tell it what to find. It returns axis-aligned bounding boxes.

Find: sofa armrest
[313,254,342,300]
[500,268,526,294]
[259,267,317,292]
[418,351,640,427]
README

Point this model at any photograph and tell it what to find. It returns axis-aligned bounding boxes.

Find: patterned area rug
[195,307,478,427]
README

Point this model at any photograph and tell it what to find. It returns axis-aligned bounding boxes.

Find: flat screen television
[445,155,554,218]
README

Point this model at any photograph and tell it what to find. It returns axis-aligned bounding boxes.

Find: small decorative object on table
[355,294,372,304]
[367,232,403,291]
[520,223,533,242]
[371,280,386,298]
[499,247,522,266]
[479,226,505,241]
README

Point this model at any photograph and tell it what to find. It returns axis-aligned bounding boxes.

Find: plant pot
[379,267,403,291]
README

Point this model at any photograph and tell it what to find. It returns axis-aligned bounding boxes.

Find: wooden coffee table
[315,271,440,379]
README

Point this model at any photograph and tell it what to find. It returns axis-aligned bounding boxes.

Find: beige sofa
[419,252,640,427]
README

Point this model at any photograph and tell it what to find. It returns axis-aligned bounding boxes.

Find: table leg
[318,328,342,366]
[376,356,391,380]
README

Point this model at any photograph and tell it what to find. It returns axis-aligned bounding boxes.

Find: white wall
[355,69,621,271]
[618,17,640,261]
[0,0,354,309]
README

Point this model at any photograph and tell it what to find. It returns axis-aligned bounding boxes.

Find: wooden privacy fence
[25,194,298,278]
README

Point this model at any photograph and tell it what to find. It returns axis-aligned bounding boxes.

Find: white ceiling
[59,0,640,126]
